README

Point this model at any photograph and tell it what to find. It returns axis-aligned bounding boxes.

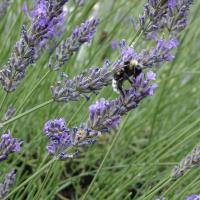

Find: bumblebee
[74,128,87,144]
[112,59,142,97]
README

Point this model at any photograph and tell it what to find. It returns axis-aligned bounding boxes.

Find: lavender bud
[111,40,119,51]
[1,106,15,122]
[186,194,200,200]
[171,144,200,180]
[51,18,99,70]
[139,0,193,40]
[51,63,112,102]
[0,131,22,162]
[0,169,16,199]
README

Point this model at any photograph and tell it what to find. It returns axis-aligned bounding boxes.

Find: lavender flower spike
[113,39,178,73]
[171,144,200,180]
[51,60,112,102]
[1,106,15,122]
[0,0,69,92]
[51,18,99,70]
[0,169,16,199]
[0,131,22,161]
[186,194,200,200]
[139,0,193,40]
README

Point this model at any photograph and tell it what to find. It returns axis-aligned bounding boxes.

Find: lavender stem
[0,92,8,113]
[81,114,130,200]
[15,70,51,115]
[0,99,54,128]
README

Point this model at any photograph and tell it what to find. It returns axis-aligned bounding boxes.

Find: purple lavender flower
[111,40,119,51]
[168,0,177,9]
[1,106,15,122]
[171,144,200,180]
[113,39,178,74]
[89,99,122,131]
[44,119,72,155]
[186,194,200,200]
[139,0,193,40]
[0,131,21,161]
[50,18,99,70]
[139,38,179,67]
[51,61,112,102]
[0,0,69,92]
[44,118,68,136]
[0,169,16,199]
[29,0,67,45]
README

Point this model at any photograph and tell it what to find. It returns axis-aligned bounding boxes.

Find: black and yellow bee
[112,59,142,97]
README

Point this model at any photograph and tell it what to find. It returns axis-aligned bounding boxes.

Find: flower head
[44,119,72,155]
[171,144,200,180]
[0,131,21,162]
[186,194,200,200]
[51,61,112,102]
[139,38,179,67]
[51,18,99,70]
[0,169,16,199]
[44,118,68,136]
[139,0,193,40]
[111,40,119,51]
[89,98,121,131]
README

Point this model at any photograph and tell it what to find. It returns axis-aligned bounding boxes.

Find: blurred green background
[0,0,200,199]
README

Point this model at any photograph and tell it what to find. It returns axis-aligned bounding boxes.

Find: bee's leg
[116,80,125,98]
[124,73,133,84]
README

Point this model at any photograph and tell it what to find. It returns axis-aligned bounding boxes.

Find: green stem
[0,99,54,127]
[33,162,55,200]
[4,158,56,200]
[141,177,171,200]
[15,70,51,115]
[81,114,130,200]
[0,92,8,113]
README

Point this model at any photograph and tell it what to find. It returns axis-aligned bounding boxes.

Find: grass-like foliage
[0,0,200,200]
